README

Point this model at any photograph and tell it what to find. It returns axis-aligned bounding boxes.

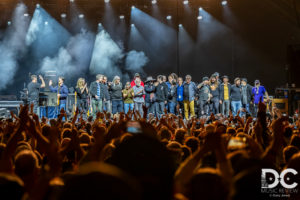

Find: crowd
[0,98,300,200]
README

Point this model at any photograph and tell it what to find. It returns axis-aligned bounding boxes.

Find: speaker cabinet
[272,98,289,114]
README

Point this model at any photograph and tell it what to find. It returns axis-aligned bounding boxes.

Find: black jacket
[102,83,111,101]
[110,83,123,100]
[210,84,220,100]
[145,83,156,103]
[230,84,242,101]
[219,83,231,101]
[168,85,177,103]
[197,84,210,101]
[155,83,168,102]
[241,84,253,104]
[89,81,104,99]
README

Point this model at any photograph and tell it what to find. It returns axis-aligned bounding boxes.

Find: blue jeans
[242,103,250,116]
[221,100,230,116]
[124,103,134,114]
[156,101,165,118]
[91,99,103,118]
[112,100,123,114]
[58,102,66,120]
[231,101,242,116]
[168,102,176,114]
[103,100,112,113]
[134,102,144,117]
[210,98,220,114]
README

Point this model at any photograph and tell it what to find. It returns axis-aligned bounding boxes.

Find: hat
[145,76,156,83]
[134,73,140,77]
[241,78,247,83]
[234,77,240,83]
[202,77,209,81]
[222,75,229,80]
[254,80,260,85]
[213,72,220,77]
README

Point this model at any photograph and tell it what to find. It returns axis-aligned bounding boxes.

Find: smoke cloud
[89,30,124,78]
[40,30,94,78]
[125,50,149,74]
[0,3,30,90]
[89,30,149,80]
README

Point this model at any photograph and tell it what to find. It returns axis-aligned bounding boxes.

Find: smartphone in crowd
[228,137,248,150]
[126,121,142,134]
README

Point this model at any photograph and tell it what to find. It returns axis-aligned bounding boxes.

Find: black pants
[77,98,88,114]
[177,101,184,116]
[210,98,220,114]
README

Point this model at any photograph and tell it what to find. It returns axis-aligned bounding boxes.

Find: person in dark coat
[144,76,157,116]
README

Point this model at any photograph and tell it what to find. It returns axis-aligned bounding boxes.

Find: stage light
[151,0,157,4]
[166,15,172,20]
[197,16,203,20]
[104,0,110,3]
[61,13,67,18]
[179,24,182,28]
[131,24,135,28]
[36,4,40,8]
[183,0,189,5]
[132,6,135,10]
[98,23,102,26]
[70,0,75,2]
[24,13,29,17]
[7,21,11,26]
[199,7,203,11]
[78,14,84,18]
[44,21,48,25]
[119,15,125,19]
[221,1,227,5]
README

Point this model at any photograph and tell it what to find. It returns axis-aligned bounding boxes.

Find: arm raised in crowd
[175,126,233,192]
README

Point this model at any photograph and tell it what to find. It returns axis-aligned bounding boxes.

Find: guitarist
[49,76,68,114]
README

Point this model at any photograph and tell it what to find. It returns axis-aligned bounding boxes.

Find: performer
[219,75,231,117]
[144,76,157,116]
[183,75,197,119]
[133,78,145,116]
[27,74,45,114]
[49,77,68,113]
[176,77,184,115]
[102,76,112,113]
[241,78,253,115]
[89,74,104,118]
[230,78,242,116]
[123,82,134,114]
[110,76,123,114]
[252,80,269,116]
[155,75,168,118]
[209,75,220,114]
[75,78,88,114]
[197,77,211,117]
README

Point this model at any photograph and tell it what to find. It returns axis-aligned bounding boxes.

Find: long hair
[76,78,85,89]
[112,76,120,85]
[209,76,219,91]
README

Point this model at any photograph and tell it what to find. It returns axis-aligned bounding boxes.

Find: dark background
[0,0,300,97]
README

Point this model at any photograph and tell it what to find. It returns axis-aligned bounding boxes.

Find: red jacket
[131,79,144,88]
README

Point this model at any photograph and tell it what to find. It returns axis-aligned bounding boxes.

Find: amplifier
[272,98,289,114]
[66,94,76,114]
[39,92,58,107]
